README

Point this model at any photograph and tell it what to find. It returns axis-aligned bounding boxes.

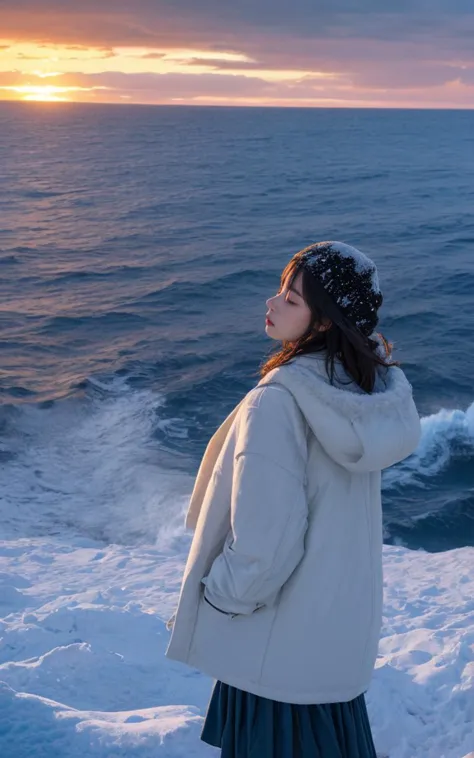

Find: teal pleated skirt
[201,680,378,758]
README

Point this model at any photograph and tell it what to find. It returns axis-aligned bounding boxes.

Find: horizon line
[1,99,474,111]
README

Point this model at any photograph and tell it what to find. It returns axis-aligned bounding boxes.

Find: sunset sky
[1,1,473,107]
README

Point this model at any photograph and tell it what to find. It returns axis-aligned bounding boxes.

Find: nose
[266,294,276,308]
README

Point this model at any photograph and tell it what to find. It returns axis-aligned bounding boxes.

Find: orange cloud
[0,2,473,107]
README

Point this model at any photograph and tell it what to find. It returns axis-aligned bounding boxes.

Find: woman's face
[265,270,314,343]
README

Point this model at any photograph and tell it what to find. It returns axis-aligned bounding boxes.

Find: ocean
[0,102,473,554]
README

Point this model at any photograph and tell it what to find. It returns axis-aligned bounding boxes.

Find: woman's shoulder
[238,382,307,440]
[244,380,299,412]
[235,382,308,467]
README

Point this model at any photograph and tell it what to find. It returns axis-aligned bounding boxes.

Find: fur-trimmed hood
[258,340,421,474]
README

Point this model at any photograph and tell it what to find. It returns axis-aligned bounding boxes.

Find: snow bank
[0,537,472,757]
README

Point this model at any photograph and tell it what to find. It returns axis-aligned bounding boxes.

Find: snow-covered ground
[1,533,473,758]
[1,388,473,756]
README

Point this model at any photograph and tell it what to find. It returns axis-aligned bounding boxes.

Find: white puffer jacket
[165,347,421,704]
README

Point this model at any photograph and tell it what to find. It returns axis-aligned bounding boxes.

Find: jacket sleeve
[202,384,309,616]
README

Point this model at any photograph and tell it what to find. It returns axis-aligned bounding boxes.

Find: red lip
[265,317,274,326]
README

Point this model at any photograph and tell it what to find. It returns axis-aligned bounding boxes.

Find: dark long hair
[259,255,399,394]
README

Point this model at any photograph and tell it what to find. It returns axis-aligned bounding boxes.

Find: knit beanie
[296,241,383,337]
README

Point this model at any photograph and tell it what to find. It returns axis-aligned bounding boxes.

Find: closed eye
[276,288,298,305]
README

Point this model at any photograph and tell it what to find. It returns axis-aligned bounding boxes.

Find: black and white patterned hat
[297,241,383,337]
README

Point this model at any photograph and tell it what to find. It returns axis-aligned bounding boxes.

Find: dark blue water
[0,102,473,552]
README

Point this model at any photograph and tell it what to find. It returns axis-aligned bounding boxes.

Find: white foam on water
[383,399,474,489]
[0,380,193,550]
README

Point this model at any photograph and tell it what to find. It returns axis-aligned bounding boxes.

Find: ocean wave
[130,268,269,308]
[383,401,474,489]
[384,491,474,552]
[39,311,150,334]
[0,255,22,265]
[43,264,150,286]
[0,380,191,548]
[0,386,37,400]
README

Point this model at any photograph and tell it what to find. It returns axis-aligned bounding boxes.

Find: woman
[166,240,421,757]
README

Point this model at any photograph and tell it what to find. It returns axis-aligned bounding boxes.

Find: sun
[14,85,70,102]
[1,83,109,102]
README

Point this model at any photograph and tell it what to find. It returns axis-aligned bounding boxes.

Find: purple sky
[1,1,473,106]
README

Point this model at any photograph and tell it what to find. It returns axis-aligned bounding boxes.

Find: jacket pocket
[189,591,275,685]
[202,582,266,618]
[203,594,240,618]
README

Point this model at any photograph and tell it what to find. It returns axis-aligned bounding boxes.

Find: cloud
[1,1,474,48]
[1,1,474,106]
[2,65,473,109]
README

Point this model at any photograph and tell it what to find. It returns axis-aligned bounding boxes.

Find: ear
[318,320,332,333]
